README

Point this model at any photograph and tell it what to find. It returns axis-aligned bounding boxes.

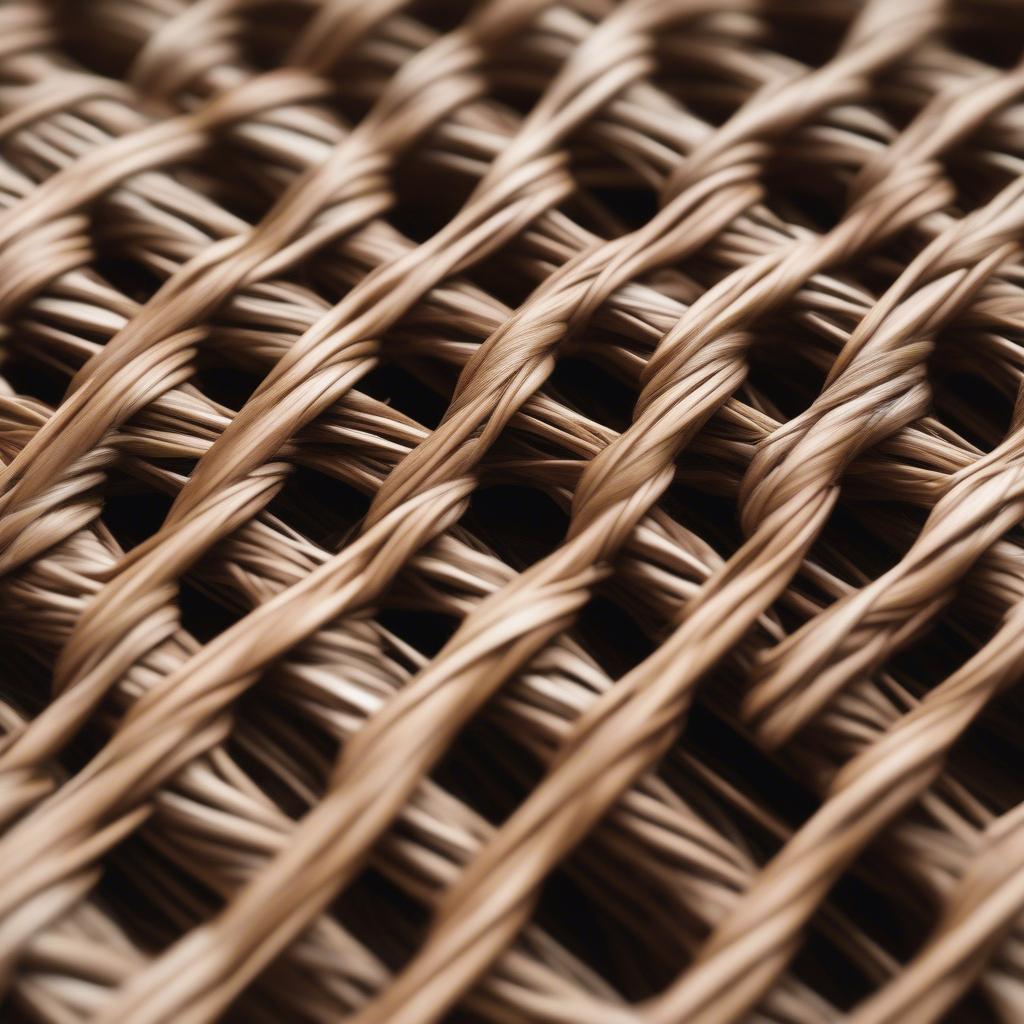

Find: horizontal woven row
[2,0,1024,1021]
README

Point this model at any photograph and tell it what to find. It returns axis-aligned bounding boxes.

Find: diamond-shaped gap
[88,470,252,731]
[434,214,561,309]
[948,13,1022,71]
[99,471,176,554]
[926,571,1024,815]
[746,317,835,419]
[470,27,574,127]
[956,681,1024,814]
[98,832,220,955]
[359,359,450,432]
[330,865,432,976]
[652,10,850,129]
[809,794,998,1020]
[184,152,283,227]
[947,146,1023,218]
[547,352,637,435]
[533,837,678,1001]
[0,347,69,409]
[389,154,478,247]
[0,643,51,724]
[256,459,371,554]
[234,0,449,78]
[462,481,569,572]
[191,356,267,416]
[578,185,660,236]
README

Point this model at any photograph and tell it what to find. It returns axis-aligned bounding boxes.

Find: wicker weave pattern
[1,0,1024,1021]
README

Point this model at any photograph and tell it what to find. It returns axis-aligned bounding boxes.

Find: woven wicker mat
[2,0,1024,1021]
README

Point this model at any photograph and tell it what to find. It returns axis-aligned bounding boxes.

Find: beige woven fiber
[3,0,1024,1021]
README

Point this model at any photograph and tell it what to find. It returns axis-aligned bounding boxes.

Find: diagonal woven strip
[2,0,1024,1021]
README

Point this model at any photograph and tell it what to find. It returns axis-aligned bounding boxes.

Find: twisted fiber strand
[72,2,946,1015]
[0,8,847,1015]
[0,155,958,1011]
[0,61,1011,1015]
[0,6,999,1007]
[299,12,1024,1024]
[2,2,1024,1024]
[182,8,1024,1024]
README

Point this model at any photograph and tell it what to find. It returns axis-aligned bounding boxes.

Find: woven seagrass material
[2,0,1024,1020]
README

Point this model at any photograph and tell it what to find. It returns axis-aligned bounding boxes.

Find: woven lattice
[2,0,1024,1021]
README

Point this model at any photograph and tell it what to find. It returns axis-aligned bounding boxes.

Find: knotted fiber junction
[2,0,1024,1021]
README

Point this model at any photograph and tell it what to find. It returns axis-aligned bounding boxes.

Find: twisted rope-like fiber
[61,0,974,1015]
[2,2,1024,1024]
[0,4,618,1015]
[253,14,1024,1024]
[0,8,843,1015]
[0,92,991,1019]
[0,9,974,991]
[4,2,917,1015]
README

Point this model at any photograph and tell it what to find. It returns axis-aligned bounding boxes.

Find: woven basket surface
[3,0,1024,1021]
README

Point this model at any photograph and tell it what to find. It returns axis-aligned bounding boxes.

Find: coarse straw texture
[2,0,1024,1021]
